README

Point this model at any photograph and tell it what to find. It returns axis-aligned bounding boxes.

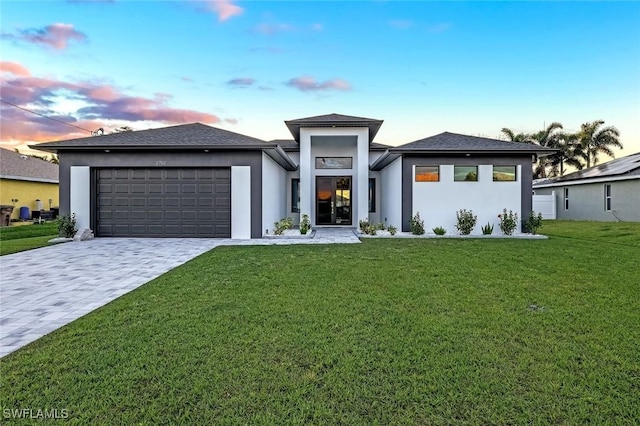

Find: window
[454,166,478,182]
[415,166,439,182]
[369,178,376,212]
[291,178,300,213]
[315,157,352,169]
[564,187,569,210]
[493,166,517,182]
[604,184,612,211]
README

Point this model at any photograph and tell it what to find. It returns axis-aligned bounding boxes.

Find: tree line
[501,120,622,179]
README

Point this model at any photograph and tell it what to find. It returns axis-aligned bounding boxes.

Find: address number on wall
[156,161,167,166]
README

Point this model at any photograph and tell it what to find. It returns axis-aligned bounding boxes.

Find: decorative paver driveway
[0,229,360,357]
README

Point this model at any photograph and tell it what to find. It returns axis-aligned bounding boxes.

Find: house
[0,148,59,222]
[533,152,640,222]
[32,113,553,238]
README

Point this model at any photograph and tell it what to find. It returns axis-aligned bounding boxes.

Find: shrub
[359,218,370,232]
[432,226,447,236]
[274,217,293,235]
[409,212,425,235]
[498,209,518,235]
[387,225,397,235]
[524,211,544,234]
[299,214,311,235]
[57,213,77,238]
[455,209,477,235]
[481,222,494,235]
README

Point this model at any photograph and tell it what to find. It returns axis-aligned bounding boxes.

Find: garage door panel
[97,167,231,237]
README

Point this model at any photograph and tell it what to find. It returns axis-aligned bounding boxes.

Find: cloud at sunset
[204,0,243,22]
[0,61,31,76]
[5,23,87,50]
[285,76,352,92]
[0,63,226,151]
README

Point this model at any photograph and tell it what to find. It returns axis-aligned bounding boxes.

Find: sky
[1,0,639,161]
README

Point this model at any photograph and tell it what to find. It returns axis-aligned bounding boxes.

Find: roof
[284,113,384,143]
[533,152,640,188]
[392,132,557,154]
[0,148,59,183]
[31,123,272,153]
[270,139,391,151]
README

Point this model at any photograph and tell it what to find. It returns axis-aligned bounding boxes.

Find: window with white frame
[604,184,612,211]
[564,187,569,210]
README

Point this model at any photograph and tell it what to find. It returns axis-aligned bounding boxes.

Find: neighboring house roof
[0,148,59,183]
[392,132,556,154]
[32,123,271,151]
[533,152,640,188]
[284,113,384,143]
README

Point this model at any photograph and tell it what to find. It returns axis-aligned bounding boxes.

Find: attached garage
[96,168,231,237]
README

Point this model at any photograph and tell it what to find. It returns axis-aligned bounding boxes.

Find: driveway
[0,238,223,358]
[0,229,361,357]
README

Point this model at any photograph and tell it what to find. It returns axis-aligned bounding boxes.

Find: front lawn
[0,223,59,255]
[1,222,639,424]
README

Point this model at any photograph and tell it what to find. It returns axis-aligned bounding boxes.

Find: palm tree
[501,128,531,143]
[549,132,583,176]
[575,120,622,168]
[528,122,564,178]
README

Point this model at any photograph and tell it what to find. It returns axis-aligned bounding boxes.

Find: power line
[0,98,94,133]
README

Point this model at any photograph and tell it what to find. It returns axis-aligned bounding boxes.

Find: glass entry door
[316,176,351,225]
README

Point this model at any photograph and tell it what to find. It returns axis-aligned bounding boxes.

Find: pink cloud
[0,61,31,76]
[0,64,226,146]
[285,76,352,92]
[12,23,87,50]
[205,0,243,22]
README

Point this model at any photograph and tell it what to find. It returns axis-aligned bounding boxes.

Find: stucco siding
[402,155,533,233]
[380,157,402,230]
[0,179,59,220]
[262,152,287,235]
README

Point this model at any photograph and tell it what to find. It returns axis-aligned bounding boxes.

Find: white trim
[231,166,251,239]
[70,166,91,231]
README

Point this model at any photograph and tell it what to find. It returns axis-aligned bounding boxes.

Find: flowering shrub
[409,212,425,235]
[455,209,477,235]
[299,214,311,234]
[524,211,543,234]
[274,217,293,235]
[498,209,518,235]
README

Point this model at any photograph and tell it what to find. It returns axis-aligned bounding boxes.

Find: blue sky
[1,0,639,160]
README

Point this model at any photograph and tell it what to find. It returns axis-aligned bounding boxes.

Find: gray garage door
[96,168,231,237]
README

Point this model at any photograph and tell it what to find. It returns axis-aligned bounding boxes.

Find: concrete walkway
[0,230,360,357]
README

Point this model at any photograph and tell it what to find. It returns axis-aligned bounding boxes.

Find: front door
[316,176,352,225]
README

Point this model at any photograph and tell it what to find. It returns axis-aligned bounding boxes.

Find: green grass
[1,222,639,424]
[0,223,59,255]
[541,219,640,247]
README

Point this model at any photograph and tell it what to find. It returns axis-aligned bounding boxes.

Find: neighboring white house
[533,152,640,222]
[33,113,554,238]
